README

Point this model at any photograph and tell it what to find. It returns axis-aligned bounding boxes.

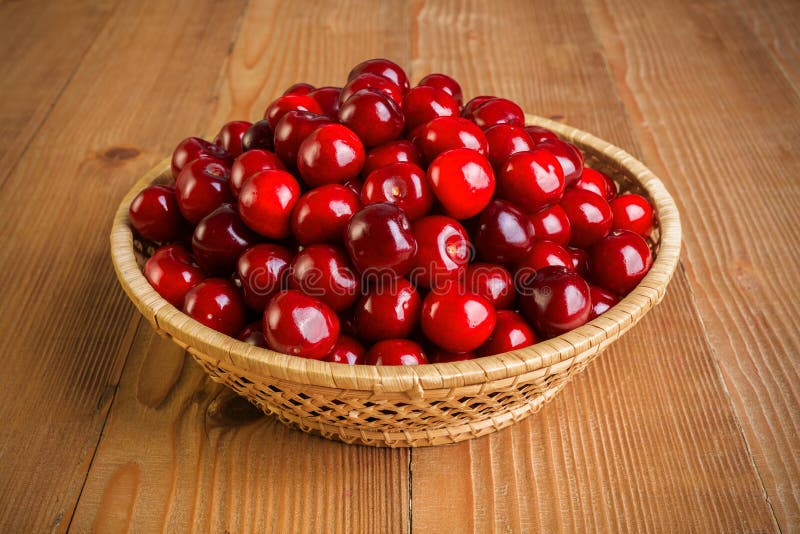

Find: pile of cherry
[129,58,655,366]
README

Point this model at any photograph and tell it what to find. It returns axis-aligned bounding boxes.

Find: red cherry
[183,278,246,337]
[471,98,525,129]
[237,244,292,312]
[289,244,360,312]
[345,203,417,279]
[263,290,340,359]
[214,120,252,157]
[414,116,488,163]
[515,241,573,275]
[536,139,584,187]
[144,244,204,308]
[171,137,230,179]
[362,140,423,177]
[324,335,366,364]
[427,148,496,219]
[348,58,410,94]
[238,321,268,348]
[421,290,496,353]
[519,266,591,338]
[263,94,323,130]
[365,339,428,366]
[283,82,315,96]
[589,284,619,320]
[484,124,534,169]
[560,189,613,248]
[129,184,189,242]
[566,246,589,277]
[230,149,285,198]
[353,278,421,342]
[409,215,470,289]
[461,96,495,121]
[418,73,463,106]
[498,149,565,214]
[297,124,365,187]
[192,204,259,276]
[610,194,654,237]
[403,86,460,133]
[529,204,571,246]
[272,110,332,167]
[477,310,537,356]
[430,350,475,363]
[343,177,363,196]
[474,199,535,263]
[241,120,274,152]
[589,230,653,295]
[524,125,559,145]
[238,169,301,239]
[338,89,404,147]
[572,167,616,201]
[175,157,234,224]
[362,162,433,220]
[291,184,362,245]
[340,73,404,108]
[466,263,516,310]
[308,86,342,120]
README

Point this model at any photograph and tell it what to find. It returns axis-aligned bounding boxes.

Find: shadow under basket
[110,114,681,448]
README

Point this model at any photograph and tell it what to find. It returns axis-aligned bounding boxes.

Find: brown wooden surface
[0,0,797,532]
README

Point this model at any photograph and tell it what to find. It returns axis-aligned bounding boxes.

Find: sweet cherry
[477,310,536,356]
[324,335,366,364]
[361,162,433,220]
[171,137,230,179]
[403,86,460,133]
[283,82,315,96]
[238,169,301,239]
[183,278,246,337]
[192,204,259,275]
[241,120,274,152]
[421,290,496,353]
[536,139,584,187]
[297,124,365,187]
[263,94,323,130]
[572,167,616,201]
[238,321,268,348]
[418,73,463,106]
[567,246,589,277]
[414,116,488,163]
[589,230,653,295]
[519,266,591,338]
[466,263,516,309]
[308,86,342,120]
[589,284,619,320]
[461,95,495,121]
[175,157,234,224]
[362,140,423,177]
[409,215,470,289]
[214,120,252,157]
[524,125,559,145]
[529,204,571,246]
[353,278,421,342]
[471,98,525,129]
[340,73,404,108]
[263,290,340,359]
[144,244,205,308]
[273,110,332,167]
[484,124,534,169]
[515,240,573,274]
[289,244,360,312]
[291,184,362,245]
[560,189,613,248]
[237,244,292,312]
[348,58,410,94]
[129,184,189,242]
[610,194,654,237]
[345,203,417,279]
[338,89,404,147]
[498,149,565,214]
[365,339,428,366]
[229,149,285,198]
[474,199,535,263]
[427,148,495,219]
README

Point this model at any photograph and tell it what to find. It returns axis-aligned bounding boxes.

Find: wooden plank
[586,0,800,529]
[0,1,246,530]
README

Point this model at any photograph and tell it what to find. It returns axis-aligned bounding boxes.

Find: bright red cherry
[238,169,301,239]
[414,116,488,163]
[365,339,428,366]
[345,203,417,279]
[461,96,495,120]
[466,263,516,310]
[572,167,616,201]
[291,184,362,245]
[471,98,525,129]
[418,73,463,106]
[237,244,292,312]
[421,290,496,353]
[263,94,323,130]
[362,162,433,220]
[230,149,285,197]
[519,266,591,338]
[129,184,189,242]
[144,244,204,308]
[238,321,268,348]
[263,290,340,359]
[529,205,571,246]
[477,310,537,356]
[589,284,619,320]
[610,194,654,237]
[427,148,495,220]
[353,278,421,342]
[474,199,535,263]
[272,110,332,167]
[339,89,404,147]
[241,120,274,152]
[192,204,259,276]
[183,278,246,337]
[403,86,460,133]
[536,139,584,187]
[340,73,404,108]
[524,125,559,145]
[409,215,470,289]
[297,124,365,187]
[498,149,565,214]
[171,137,230,179]
[348,58,410,94]
[567,246,589,277]
[283,82,315,96]
[484,124,534,169]
[589,230,653,295]
[362,140,423,177]
[430,350,475,363]
[308,86,342,120]
[560,189,613,248]
[289,244,360,312]
[515,241,573,276]
[324,335,365,364]
[214,120,252,157]
[175,157,234,224]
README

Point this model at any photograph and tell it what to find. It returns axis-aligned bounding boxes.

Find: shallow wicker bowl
[111,114,681,447]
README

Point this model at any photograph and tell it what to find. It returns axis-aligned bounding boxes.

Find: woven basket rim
[110,114,681,395]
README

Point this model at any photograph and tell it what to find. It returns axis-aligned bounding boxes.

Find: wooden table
[1,0,798,531]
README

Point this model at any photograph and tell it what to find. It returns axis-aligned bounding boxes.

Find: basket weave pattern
[111,115,681,447]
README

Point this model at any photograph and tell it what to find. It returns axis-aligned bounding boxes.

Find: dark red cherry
[192,204,260,276]
[289,244,360,312]
[536,139,584,187]
[263,290,340,359]
[365,339,428,366]
[524,125,559,145]
[466,263,516,310]
[560,189,613,249]
[129,184,189,242]
[474,199,535,263]
[175,157,234,224]
[214,120,252,157]
[272,110,332,167]
[340,73,404,108]
[171,137,231,179]
[297,124,366,187]
[427,148,495,220]
[414,116,488,163]
[283,82,315,96]
[498,149,565,214]
[241,120,275,152]
[237,321,268,348]
[338,89,404,147]
[409,215,470,290]
[572,167,616,200]
[589,284,619,320]
[515,241,573,276]
[519,266,591,338]
[324,335,365,364]
[345,203,417,279]
[291,184,362,245]
[418,73,463,106]
[471,98,525,130]
[362,140,423,177]
[353,278,421,342]
[610,194,654,237]
[348,58,410,94]
[421,290,496,353]
[403,86,460,133]
[567,246,589,277]
[529,205,571,246]
[183,278,246,337]
[144,244,204,308]
[263,94,323,130]
[362,162,433,220]
[484,124,534,170]
[230,149,285,198]
[343,177,363,196]
[589,230,653,295]
[308,86,342,120]
[430,350,475,363]
[238,169,301,239]
[477,310,537,357]
[461,96,495,121]
[237,244,292,312]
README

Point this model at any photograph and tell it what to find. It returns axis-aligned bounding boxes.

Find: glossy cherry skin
[610,194,654,237]
[567,246,590,277]
[291,184,362,245]
[427,148,496,220]
[238,169,301,239]
[183,278,246,337]
[362,162,433,221]
[129,185,189,242]
[365,339,428,366]
[498,149,565,214]
[529,204,571,246]
[572,167,616,201]
[474,199,535,264]
[263,290,340,359]
[515,241,573,278]
[414,116,488,163]
[340,73,404,108]
[461,95,495,121]
[289,244,360,312]
[536,139,584,187]
[418,73,463,106]
[283,82,315,96]
[144,244,205,308]
[466,263,516,309]
[560,189,613,249]
[353,278,421,342]
[214,120,252,157]
[362,140,423,177]
[589,230,653,295]
[421,290,496,353]
[272,110,332,167]
[471,98,525,129]
[519,266,591,338]
[589,284,619,320]
[345,203,417,279]
[237,244,292,312]
[171,136,230,179]
[230,149,286,197]
[430,350,475,363]
[308,86,342,120]
[263,94,323,130]
[175,157,234,224]
[524,125,559,145]
[339,89,404,147]
[348,58,410,94]
[192,204,260,276]
[297,124,366,187]
[477,310,537,356]
[402,86,460,133]
[241,120,274,152]
[484,124,534,169]
[324,335,366,364]
[409,215,470,290]
[237,321,268,348]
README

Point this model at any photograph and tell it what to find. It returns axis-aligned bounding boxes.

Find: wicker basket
[110,114,681,447]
